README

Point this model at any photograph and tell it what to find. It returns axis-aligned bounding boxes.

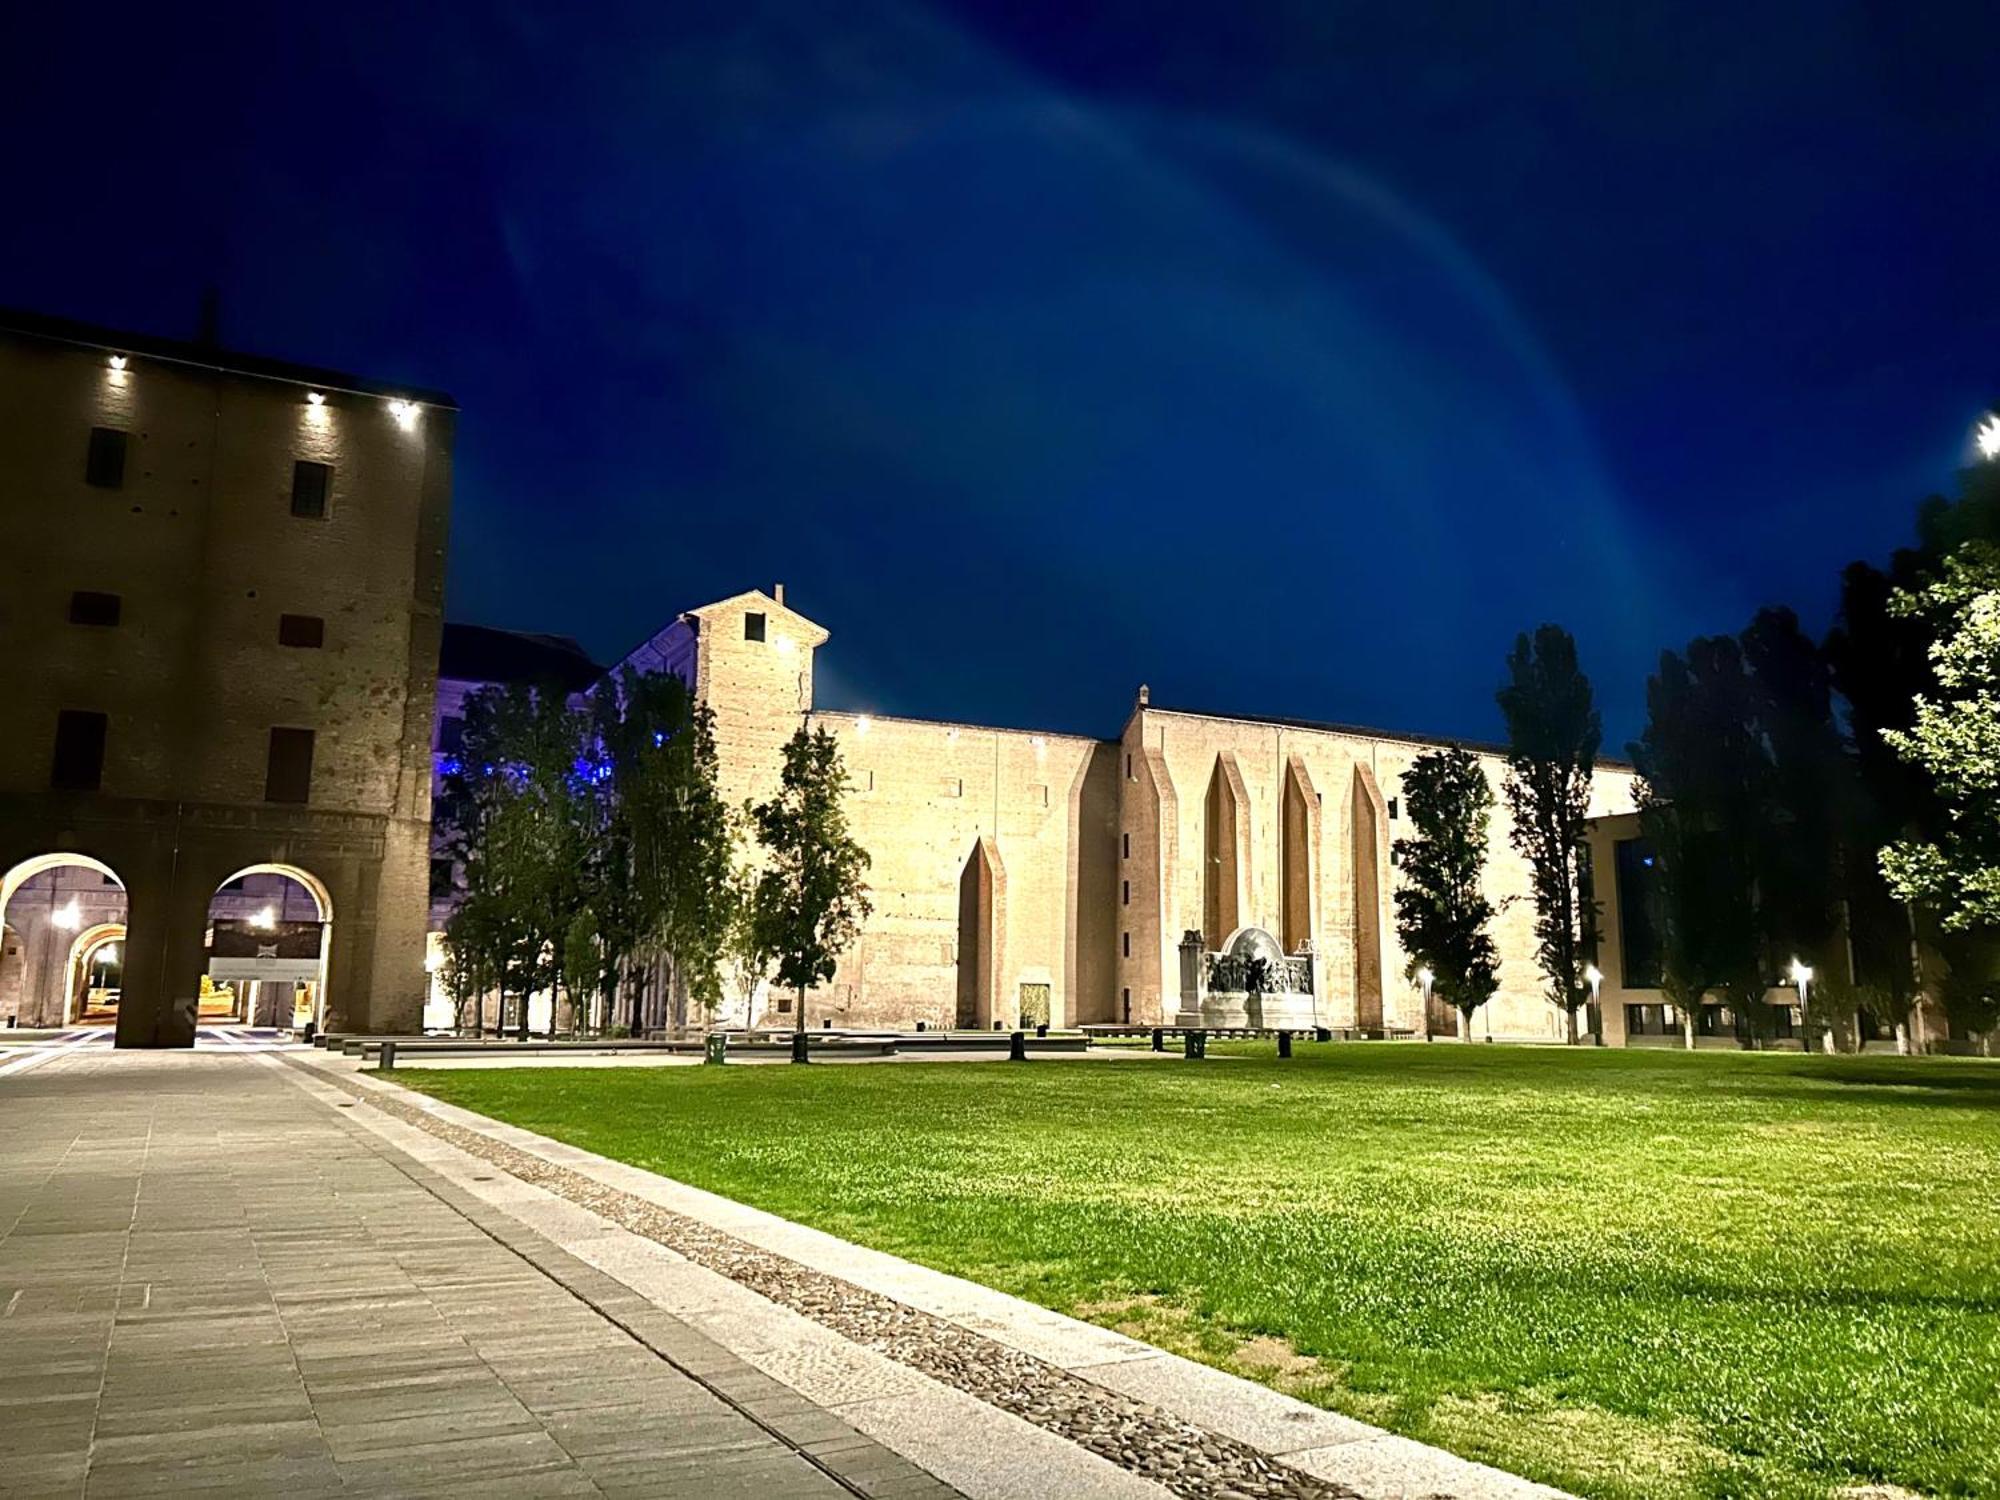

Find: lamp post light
[1788,957,1823,1053]
[1417,966,1435,1042]
[1584,963,1603,1045]
[1976,411,2000,463]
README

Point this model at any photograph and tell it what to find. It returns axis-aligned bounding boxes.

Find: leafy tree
[597,668,739,1027]
[748,726,873,1037]
[1631,638,1767,1048]
[1393,747,1499,1040]
[1880,539,2000,1041]
[1496,624,1602,1043]
[439,682,606,1040]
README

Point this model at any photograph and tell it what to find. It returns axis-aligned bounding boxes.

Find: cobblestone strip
[349,1080,1368,1500]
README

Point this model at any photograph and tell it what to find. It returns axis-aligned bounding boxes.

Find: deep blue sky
[7,3,1995,745]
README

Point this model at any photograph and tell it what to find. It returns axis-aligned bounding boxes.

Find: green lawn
[397,1045,2000,1500]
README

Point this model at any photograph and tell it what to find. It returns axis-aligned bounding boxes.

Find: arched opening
[1281,754,1320,954]
[0,855,129,1029]
[203,865,332,1030]
[955,837,1005,1030]
[68,923,126,1024]
[1204,753,1250,944]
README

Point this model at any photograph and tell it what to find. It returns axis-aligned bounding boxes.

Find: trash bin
[704,1032,728,1065]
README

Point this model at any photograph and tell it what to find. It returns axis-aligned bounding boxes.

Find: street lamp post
[1417,966,1435,1042]
[1585,963,1603,1045]
[1975,411,2000,462]
[1789,957,1821,1053]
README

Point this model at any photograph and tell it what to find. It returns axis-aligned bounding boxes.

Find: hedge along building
[0,308,453,1045]
[613,586,1639,1038]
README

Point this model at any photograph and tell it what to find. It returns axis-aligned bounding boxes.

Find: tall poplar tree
[1393,747,1499,1040]
[1496,625,1602,1043]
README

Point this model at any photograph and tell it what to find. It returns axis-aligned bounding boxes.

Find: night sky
[8,3,1995,746]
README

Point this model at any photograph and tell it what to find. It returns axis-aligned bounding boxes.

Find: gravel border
[347,1077,1371,1500]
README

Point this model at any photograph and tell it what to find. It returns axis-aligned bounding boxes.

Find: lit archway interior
[0,855,128,1029]
[204,865,332,1029]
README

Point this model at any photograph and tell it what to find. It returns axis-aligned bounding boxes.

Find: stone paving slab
[0,1048,963,1499]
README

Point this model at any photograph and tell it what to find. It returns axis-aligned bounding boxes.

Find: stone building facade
[611,587,1639,1039]
[0,308,453,1045]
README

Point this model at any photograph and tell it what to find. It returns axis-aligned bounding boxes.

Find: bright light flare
[249,906,278,930]
[387,399,420,431]
[1976,412,2000,462]
[305,391,326,407]
[50,900,82,931]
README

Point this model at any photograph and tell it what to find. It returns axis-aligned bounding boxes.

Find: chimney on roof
[773,583,786,606]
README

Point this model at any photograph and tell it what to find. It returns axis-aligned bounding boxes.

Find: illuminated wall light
[107,354,127,371]
[856,715,872,734]
[387,398,420,431]
[51,899,82,931]
[249,905,278,930]
[305,390,326,407]
[1977,411,2000,462]
[97,943,119,965]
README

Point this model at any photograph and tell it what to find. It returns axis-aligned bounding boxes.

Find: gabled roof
[682,589,830,646]
[0,305,457,408]
[439,624,602,692]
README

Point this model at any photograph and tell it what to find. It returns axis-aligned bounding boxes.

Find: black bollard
[1278,1030,1293,1059]
[791,1031,811,1064]
[379,1041,396,1071]
[1151,1027,1165,1053]
[1009,1030,1027,1062]
[1183,1029,1207,1060]
[1036,1023,1048,1038]
[1315,1027,1332,1043]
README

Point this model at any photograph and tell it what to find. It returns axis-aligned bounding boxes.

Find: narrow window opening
[86,427,127,488]
[68,591,121,627]
[278,613,325,648]
[51,710,108,791]
[744,611,766,641]
[291,461,331,519]
[265,727,316,804]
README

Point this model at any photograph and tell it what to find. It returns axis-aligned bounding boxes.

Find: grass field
[398,1045,2000,1500]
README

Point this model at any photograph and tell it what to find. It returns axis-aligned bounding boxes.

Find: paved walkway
[0,1046,958,1498]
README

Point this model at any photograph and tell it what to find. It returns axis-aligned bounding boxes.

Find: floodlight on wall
[250,906,278,930]
[856,715,872,735]
[107,355,127,371]
[1977,411,2000,462]
[305,390,326,407]
[774,636,796,658]
[97,944,119,966]
[51,899,82,931]
[387,399,420,431]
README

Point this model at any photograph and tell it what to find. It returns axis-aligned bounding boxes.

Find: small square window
[744,611,766,642]
[68,591,121,627]
[278,613,325,648]
[291,461,331,519]
[265,727,315,804]
[51,710,108,791]
[86,427,127,488]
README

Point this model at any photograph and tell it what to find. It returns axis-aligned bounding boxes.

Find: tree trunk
[1682,1009,1696,1050]
[1456,1007,1470,1042]
[1563,1006,1579,1046]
